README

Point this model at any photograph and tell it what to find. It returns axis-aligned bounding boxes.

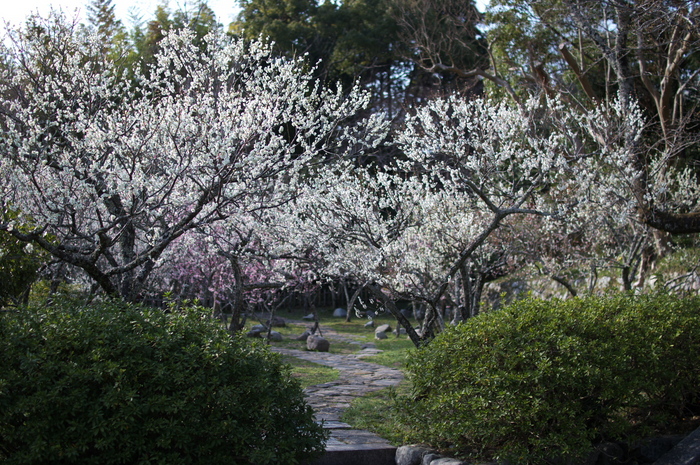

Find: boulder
[333,307,347,317]
[422,453,441,465]
[265,331,283,342]
[250,324,267,332]
[366,310,376,319]
[394,327,407,336]
[269,316,286,327]
[375,323,391,334]
[246,330,262,338]
[632,436,683,464]
[294,330,312,341]
[396,445,434,465]
[306,335,330,352]
[302,313,315,320]
[364,320,375,328]
[430,459,468,465]
[375,331,387,340]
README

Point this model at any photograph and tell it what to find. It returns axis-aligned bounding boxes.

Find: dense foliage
[0,299,326,464]
[401,293,700,464]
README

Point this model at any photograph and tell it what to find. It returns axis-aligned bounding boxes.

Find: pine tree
[86,0,123,41]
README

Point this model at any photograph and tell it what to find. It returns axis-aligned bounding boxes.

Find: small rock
[333,307,347,317]
[364,320,375,328]
[375,331,387,340]
[396,445,434,465]
[302,313,315,320]
[422,453,441,465]
[250,324,267,332]
[375,323,391,333]
[294,330,312,341]
[307,335,330,352]
[246,329,262,338]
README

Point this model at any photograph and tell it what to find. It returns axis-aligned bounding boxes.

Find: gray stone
[393,327,407,336]
[265,330,283,342]
[422,453,441,465]
[375,324,391,334]
[246,329,262,338]
[364,320,375,328]
[633,435,683,463]
[302,313,315,320]
[430,459,467,465]
[269,316,286,327]
[307,335,330,352]
[295,330,312,341]
[250,324,267,332]
[375,331,388,340]
[653,426,700,465]
[366,310,376,319]
[396,445,434,465]
[333,307,348,318]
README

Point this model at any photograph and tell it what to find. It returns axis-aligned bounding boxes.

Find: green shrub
[400,293,700,464]
[0,299,326,465]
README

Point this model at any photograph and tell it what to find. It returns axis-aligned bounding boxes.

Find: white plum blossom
[0,13,374,300]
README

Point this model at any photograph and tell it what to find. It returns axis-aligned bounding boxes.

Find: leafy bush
[400,293,700,464]
[0,299,326,465]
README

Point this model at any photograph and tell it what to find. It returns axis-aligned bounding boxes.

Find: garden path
[270,322,403,465]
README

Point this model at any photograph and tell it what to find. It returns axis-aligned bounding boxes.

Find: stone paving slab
[273,322,403,465]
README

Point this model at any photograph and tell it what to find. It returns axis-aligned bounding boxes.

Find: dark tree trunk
[367,283,425,347]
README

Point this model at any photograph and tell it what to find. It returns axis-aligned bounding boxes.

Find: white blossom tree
[282,92,700,345]
[0,13,373,301]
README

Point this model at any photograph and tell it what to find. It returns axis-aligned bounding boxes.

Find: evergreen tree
[86,0,124,42]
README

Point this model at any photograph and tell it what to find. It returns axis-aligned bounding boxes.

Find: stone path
[271,323,404,465]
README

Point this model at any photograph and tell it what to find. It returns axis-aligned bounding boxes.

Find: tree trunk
[346,282,367,323]
[367,284,424,347]
[227,255,245,333]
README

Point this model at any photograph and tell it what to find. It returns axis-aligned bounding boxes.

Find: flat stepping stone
[274,331,403,465]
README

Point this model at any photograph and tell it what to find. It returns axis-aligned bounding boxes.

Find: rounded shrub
[401,293,700,464]
[0,299,326,465]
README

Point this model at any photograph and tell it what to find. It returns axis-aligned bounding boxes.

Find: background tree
[387,0,489,98]
[486,0,700,236]
[0,209,49,307]
[233,0,413,114]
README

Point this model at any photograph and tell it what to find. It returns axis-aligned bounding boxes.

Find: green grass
[282,355,340,388]
[340,382,415,446]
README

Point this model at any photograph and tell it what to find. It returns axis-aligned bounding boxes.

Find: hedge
[0,299,326,464]
[400,293,700,464]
